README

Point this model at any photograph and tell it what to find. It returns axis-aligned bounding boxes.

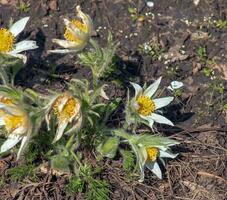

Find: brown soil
[0,0,227,199]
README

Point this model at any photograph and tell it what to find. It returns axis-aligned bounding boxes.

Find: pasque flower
[0,17,38,63]
[48,6,93,54]
[131,77,174,128]
[46,93,82,143]
[0,96,32,160]
[137,145,178,182]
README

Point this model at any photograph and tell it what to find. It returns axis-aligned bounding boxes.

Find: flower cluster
[0,17,38,63]
[130,77,174,128]
[0,5,179,185]
[0,96,31,160]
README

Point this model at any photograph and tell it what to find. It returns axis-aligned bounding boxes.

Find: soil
[0,0,227,199]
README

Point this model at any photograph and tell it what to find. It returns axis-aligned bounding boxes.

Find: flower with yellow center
[0,28,15,53]
[137,144,178,182]
[114,130,179,182]
[136,95,156,116]
[146,147,159,161]
[0,98,31,160]
[131,77,174,128]
[48,5,93,54]
[46,93,82,143]
[0,17,38,63]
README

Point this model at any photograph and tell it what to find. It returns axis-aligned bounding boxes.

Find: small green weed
[215,20,227,29]
[8,164,36,182]
[196,46,207,61]
[17,1,30,13]
[120,149,135,172]
[65,176,85,194]
[65,164,110,200]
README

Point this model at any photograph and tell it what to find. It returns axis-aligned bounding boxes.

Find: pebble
[146,1,154,8]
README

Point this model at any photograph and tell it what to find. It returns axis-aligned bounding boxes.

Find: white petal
[0,135,22,153]
[152,162,162,179]
[9,17,30,37]
[53,122,68,143]
[52,39,79,48]
[17,136,29,160]
[47,49,78,54]
[65,115,82,135]
[12,124,28,135]
[138,165,145,182]
[10,40,38,54]
[8,53,27,64]
[0,118,5,126]
[159,150,178,158]
[153,97,174,109]
[100,86,109,100]
[130,82,142,97]
[140,115,154,128]
[76,6,93,35]
[150,113,174,126]
[144,77,162,97]
[63,18,71,27]
[146,161,162,179]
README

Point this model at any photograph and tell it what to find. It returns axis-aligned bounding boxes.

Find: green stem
[66,133,76,149]
[114,129,131,140]
[70,149,82,167]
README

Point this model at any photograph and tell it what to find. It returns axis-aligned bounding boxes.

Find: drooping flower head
[46,93,82,143]
[138,145,178,182]
[114,130,179,182]
[48,6,93,54]
[0,96,32,160]
[130,77,174,128]
[0,17,38,63]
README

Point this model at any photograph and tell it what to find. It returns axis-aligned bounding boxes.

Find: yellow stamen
[53,95,79,123]
[0,96,15,105]
[0,28,15,53]
[0,97,15,117]
[64,19,87,43]
[146,147,159,161]
[136,95,155,116]
[4,115,24,133]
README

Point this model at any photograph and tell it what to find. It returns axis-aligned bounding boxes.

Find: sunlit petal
[144,77,162,98]
[47,49,78,54]
[10,40,38,54]
[9,17,29,37]
[153,97,174,110]
[53,122,68,143]
[17,135,29,160]
[130,82,142,97]
[150,113,174,126]
[0,134,22,153]
[159,150,178,158]
[8,53,27,64]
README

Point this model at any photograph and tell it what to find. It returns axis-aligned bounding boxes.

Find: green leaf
[97,137,119,158]
[50,154,71,173]
[120,149,135,172]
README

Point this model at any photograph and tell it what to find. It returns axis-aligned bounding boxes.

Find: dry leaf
[191,31,209,41]
[162,45,188,63]
[212,63,227,80]
[0,0,17,6]
[49,0,58,11]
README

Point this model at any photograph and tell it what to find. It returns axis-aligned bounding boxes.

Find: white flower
[0,17,38,63]
[46,93,82,143]
[131,77,174,128]
[0,96,31,160]
[138,145,178,182]
[167,81,184,91]
[48,6,93,54]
